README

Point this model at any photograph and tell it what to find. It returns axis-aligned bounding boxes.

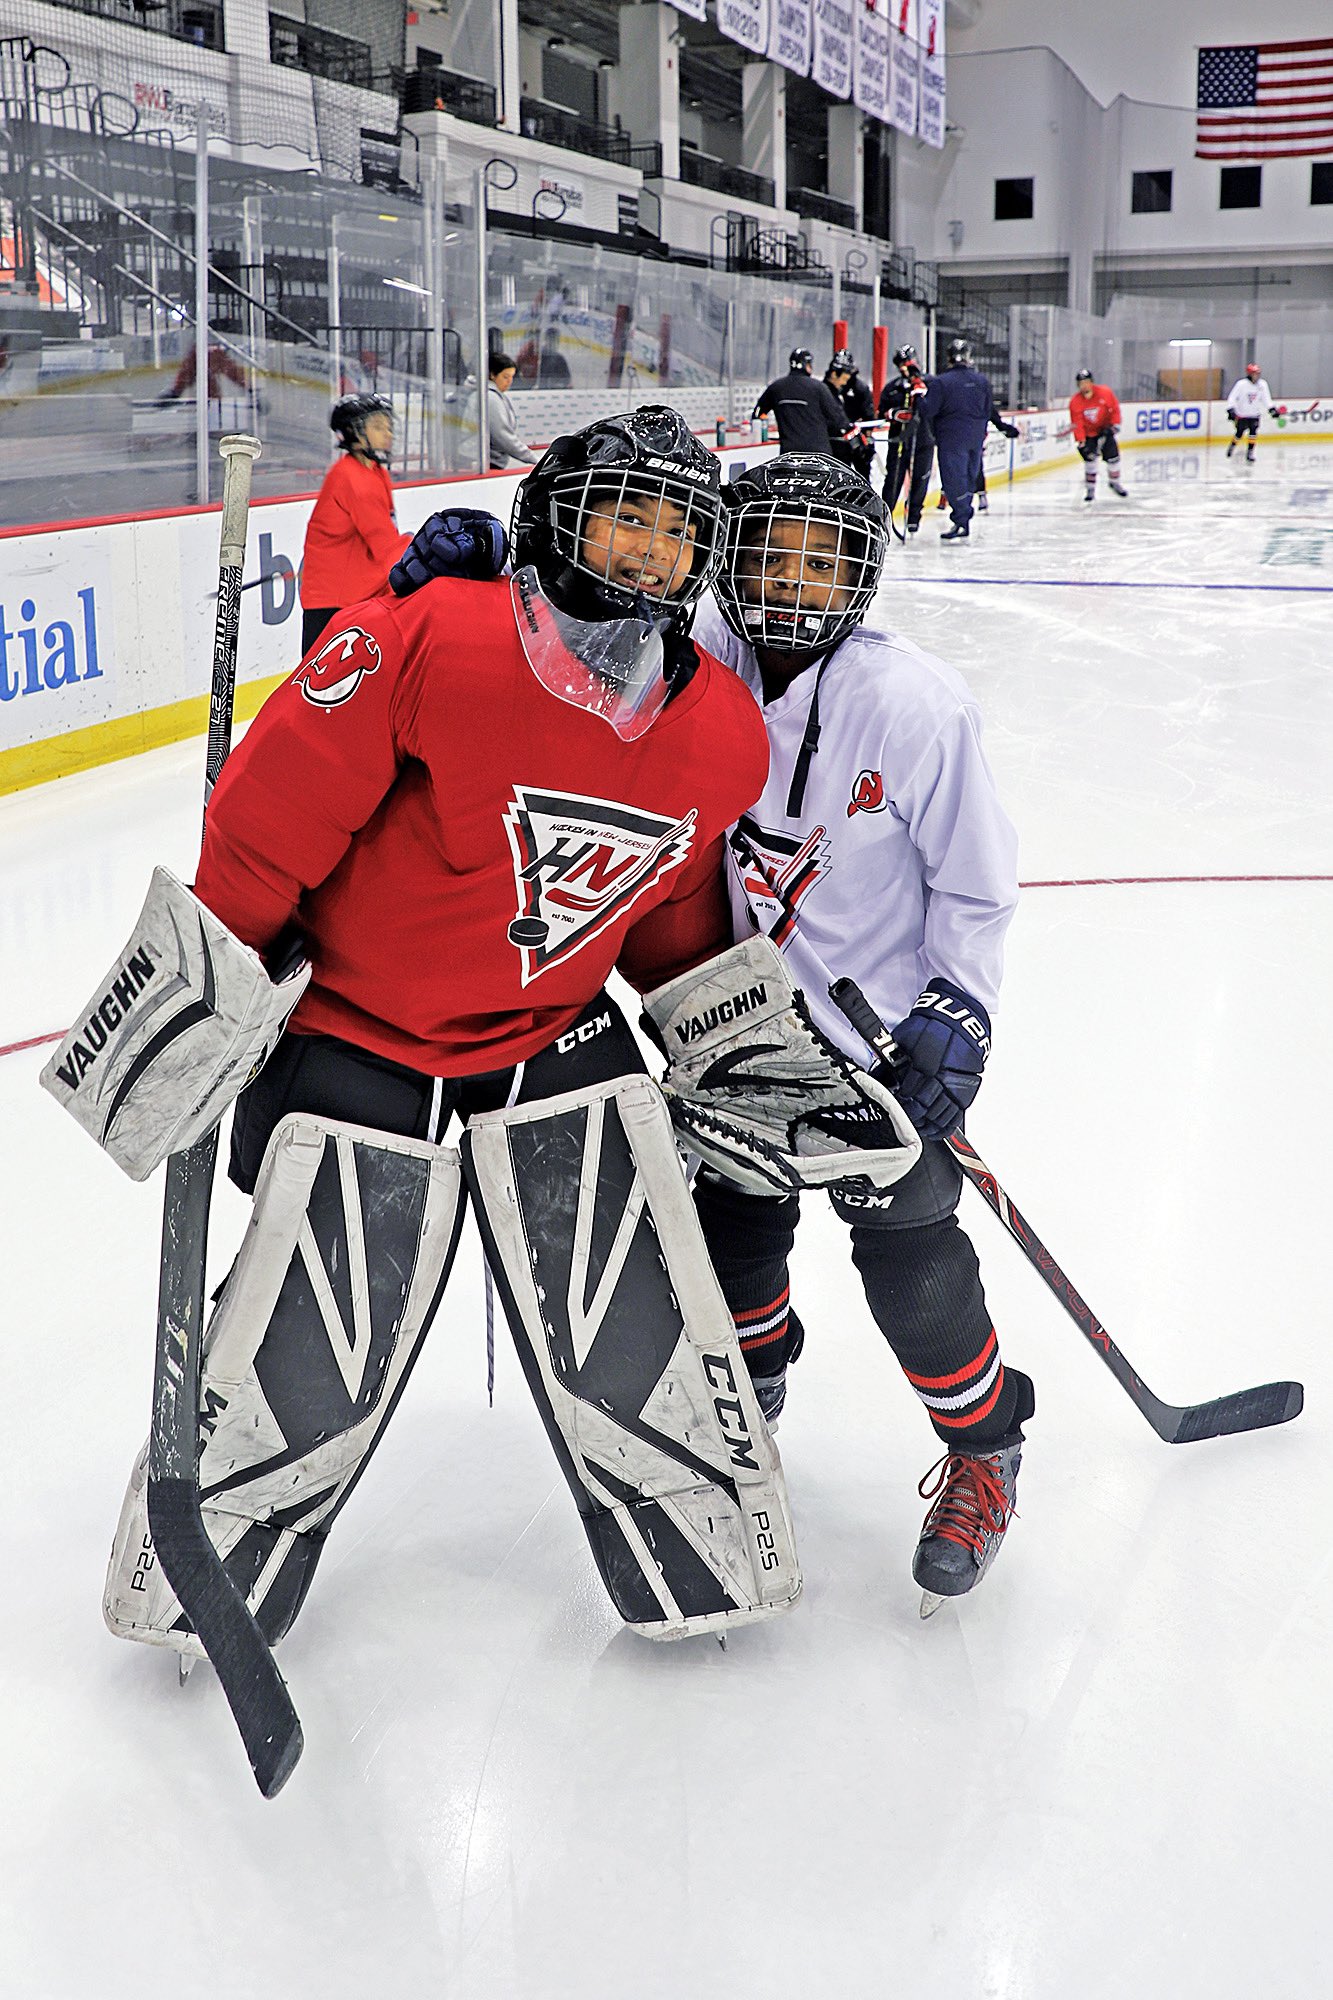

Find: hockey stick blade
[827,977,1305,1448]
[147,1478,304,1797]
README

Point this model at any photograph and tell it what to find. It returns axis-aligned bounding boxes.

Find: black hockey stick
[828,976,1303,1446]
[147,432,304,1800]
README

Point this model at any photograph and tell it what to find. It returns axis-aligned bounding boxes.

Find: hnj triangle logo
[504,786,697,985]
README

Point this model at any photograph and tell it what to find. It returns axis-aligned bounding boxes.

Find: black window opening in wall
[1219,165,1262,209]
[994,177,1034,221]
[1132,169,1173,214]
[1312,162,1333,205]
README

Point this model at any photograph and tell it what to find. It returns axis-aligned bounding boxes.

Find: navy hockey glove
[390,509,508,595]
[883,978,991,1141]
[1000,421,1020,439]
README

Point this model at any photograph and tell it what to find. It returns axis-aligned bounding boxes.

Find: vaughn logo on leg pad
[504,786,696,985]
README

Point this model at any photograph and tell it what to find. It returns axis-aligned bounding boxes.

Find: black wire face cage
[716,500,888,654]
[545,466,726,611]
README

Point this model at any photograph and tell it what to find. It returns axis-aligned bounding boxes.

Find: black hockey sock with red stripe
[693,1171,806,1381]
[849,1215,1021,1447]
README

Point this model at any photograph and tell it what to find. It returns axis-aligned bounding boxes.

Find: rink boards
[2,395,1330,795]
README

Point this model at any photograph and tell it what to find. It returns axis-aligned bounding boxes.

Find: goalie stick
[146,431,305,1799]
[828,976,1303,1446]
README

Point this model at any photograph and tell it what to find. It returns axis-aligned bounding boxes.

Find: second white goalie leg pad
[462,1075,801,1639]
[104,1114,464,1656]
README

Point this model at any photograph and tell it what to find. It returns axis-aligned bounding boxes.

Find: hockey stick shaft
[147,434,303,1798]
[828,976,1302,1445]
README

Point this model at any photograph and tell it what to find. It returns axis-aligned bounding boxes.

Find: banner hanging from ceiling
[767,0,813,77]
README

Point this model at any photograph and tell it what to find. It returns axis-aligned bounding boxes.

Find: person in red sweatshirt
[1069,370,1126,502]
[299,393,410,650]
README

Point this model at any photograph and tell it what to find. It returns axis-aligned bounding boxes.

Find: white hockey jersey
[693,599,1020,1068]
[1226,378,1273,418]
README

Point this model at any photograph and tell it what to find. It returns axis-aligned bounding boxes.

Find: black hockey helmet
[829,347,857,372]
[945,337,972,366]
[789,347,815,370]
[511,404,725,623]
[892,344,918,367]
[331,392,395,461]
[1075,367,1094,383]
[714,452,888,658]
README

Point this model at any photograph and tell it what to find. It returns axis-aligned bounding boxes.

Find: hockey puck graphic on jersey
[508,917,549,948]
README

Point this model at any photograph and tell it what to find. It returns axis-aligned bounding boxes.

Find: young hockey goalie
[689,452,1033,1610]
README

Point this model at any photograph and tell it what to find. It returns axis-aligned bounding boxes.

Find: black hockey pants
[694,1135,1024,1449]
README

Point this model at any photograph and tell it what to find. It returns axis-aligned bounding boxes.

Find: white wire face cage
[546,467,725,609]
[716,501,888,654]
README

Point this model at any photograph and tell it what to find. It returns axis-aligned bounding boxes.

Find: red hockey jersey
[300,455,410,610]
[1069,387,1121,442]
[194,578,769,1074]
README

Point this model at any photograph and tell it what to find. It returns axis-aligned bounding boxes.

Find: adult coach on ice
[919,338,996,542]
[753,347,851,456]
[49,409,920,1702]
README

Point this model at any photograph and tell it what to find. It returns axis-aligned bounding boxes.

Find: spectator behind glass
[487,353,541,471]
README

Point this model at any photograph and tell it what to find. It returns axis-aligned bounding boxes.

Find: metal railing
[41,0,224,52]
[269,15,372,90]
[678,150,775,209]
[517,98,660,176]
[789,186,856,231]
[401,66,497,125]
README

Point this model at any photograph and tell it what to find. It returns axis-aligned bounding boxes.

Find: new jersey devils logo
[296,626,382,708]
[847,770,886,817]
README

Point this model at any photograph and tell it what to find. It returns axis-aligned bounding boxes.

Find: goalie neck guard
[511,405,725,628]
[713,453,888,658]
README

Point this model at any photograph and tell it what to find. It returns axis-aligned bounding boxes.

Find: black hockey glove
[1000,421,1020,439]
[390,509,508,595]
[1076,438,1098,461]
[1226,408,1237,422]
[883,977,991,1142]
[1268,406,1279,419]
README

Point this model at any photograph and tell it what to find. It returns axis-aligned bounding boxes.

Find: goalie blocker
[644,935,921,1195]
[40,866,309,1181]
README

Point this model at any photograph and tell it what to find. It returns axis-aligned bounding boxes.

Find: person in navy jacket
[920,340,997,542]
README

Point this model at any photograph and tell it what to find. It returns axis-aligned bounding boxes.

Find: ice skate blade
[919,1590,946,1620]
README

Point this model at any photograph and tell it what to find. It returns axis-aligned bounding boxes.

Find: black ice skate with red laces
[911,1370,1033,1617]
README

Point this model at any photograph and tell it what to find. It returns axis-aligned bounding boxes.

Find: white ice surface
[2,442,1331,1999]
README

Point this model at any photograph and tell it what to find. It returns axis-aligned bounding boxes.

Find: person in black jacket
[878,344,933,534]
[754,348,850,455]
[824,347,875,477]
[920,338,999,542]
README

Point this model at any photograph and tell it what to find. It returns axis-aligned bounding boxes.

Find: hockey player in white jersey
[1225,362,1277,462]
[691,453,1032,1609]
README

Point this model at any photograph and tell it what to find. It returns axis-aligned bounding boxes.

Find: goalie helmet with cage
[511,404,725,625]
[714,453,889,657]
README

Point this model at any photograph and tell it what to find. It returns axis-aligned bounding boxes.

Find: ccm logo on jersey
[847,769,886,817]
[701,1351,760,1471]
[296,626,382,707]
[915,986,990,1052]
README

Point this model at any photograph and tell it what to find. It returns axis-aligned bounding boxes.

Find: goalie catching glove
[643,936,921,1195]
[40,866,309,1180]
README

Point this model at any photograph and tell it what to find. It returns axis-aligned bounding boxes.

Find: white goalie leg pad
[104,1113,463,1655]
[643,936,922,1195]
[463,1075,801,1640]
[41,865,310,1181]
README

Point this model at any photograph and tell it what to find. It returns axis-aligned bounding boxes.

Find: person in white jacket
[1225,362,1277,462]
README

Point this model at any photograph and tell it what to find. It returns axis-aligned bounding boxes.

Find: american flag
[1196,38,1333,159]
